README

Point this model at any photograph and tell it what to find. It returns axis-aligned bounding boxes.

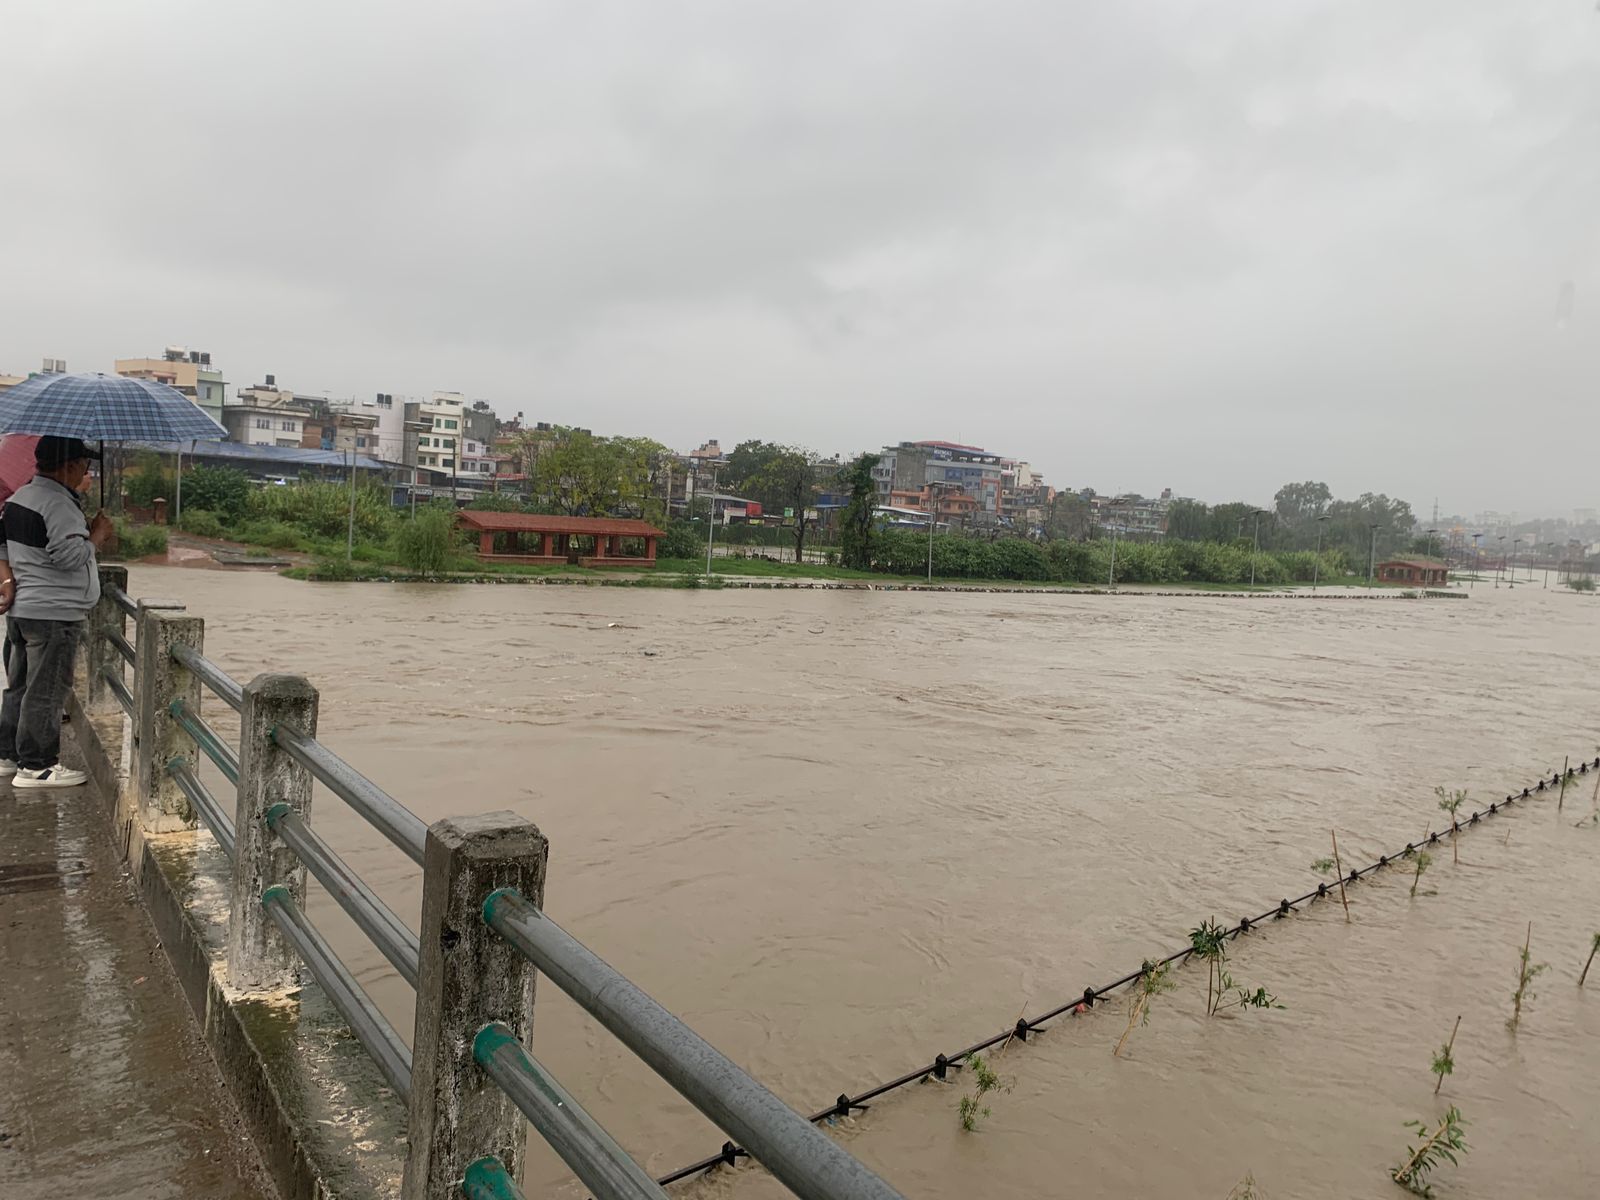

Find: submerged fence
[650,755,1598,1186]
[84,565,904,1200]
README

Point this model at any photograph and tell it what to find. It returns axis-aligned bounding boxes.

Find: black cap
[34,436,101,470]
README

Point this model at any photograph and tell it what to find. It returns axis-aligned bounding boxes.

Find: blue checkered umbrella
[0,371,226,441]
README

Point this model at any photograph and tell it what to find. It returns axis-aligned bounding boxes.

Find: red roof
[457,512,663,537]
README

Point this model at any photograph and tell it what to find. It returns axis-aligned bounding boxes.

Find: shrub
[125,452,172,509]
[178,509,226,539]
[465,493,527,513]
[395,505,456,575]
[180,466,250,521]
[657,520,701,560]
[1569,575,1596,592]
[107,519,168,560]
[234,519,308,551]
[247,480,393,541]
[308,555,359,581]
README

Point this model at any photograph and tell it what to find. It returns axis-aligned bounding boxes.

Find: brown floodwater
[125,567,1600,1199]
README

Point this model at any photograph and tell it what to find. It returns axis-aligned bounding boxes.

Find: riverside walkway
[0,744,270,1199]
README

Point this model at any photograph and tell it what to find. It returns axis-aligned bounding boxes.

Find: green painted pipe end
[167,697,185,717]
[472,1022,517,1067]
[165,754,189,773]
[263,802,291,831]
[460,1155,518,1200]
[481,886,519,927]
[260,884,290,912]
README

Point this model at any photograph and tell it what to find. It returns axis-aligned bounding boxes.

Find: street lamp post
[1470,533,1482,588]
[1312,513,1331,591]
[1249,509,1267,588]
[1368,523,1380,586]
[925,483,946,583]
[704,462,722,580]
[1108,521,1119,587]
[1509,537,1521,588]
[1495,536,1505,587]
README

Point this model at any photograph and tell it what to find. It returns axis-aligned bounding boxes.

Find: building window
[281,420,296,431]
[255,418,271,430]
[445,419,457,430]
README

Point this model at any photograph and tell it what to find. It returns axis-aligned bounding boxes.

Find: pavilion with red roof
[456,511,664,568]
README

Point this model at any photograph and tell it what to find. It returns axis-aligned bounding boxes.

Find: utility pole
[347,446,357,562]
[1470,533,1481,589]
[1312,513,1330,591]
[1368,523,1380,585]
[1108,522,1119,586]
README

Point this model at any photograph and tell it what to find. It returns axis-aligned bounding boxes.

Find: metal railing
[84,567,904,1200]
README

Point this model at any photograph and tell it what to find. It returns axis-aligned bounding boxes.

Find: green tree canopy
[837,452,880,569]
[530,427,666,517]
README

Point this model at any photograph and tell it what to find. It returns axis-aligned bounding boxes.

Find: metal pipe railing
[170,697,240,785]
[169,757,237,861]
[473,1024,668,1200]
[462,1156,526,1200]
[483,889,905,1200]
[264,802,420,988]
[272,723,428,866]
[106,584,136,619]
[171,641,244,712]
[261,885,412,1099]
[102,668,134,718]
[107,628,135,665]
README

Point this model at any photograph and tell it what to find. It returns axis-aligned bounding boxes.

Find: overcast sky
[3,1,1597,515]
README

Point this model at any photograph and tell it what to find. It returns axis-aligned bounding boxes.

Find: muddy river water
[126,567,1600,1198]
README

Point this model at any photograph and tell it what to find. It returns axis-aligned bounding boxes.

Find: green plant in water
[1391,1106,1468,1196]
[1431,1016,1460,1095]
[1114,958,1175,1057]
[1189,919,1229,1015]
[1509,922,1548,1029]
[1213,966,1283,1014]
[1434,787,1467,864]
[956,1053,1008,1132]
[1579,932,1600,988]
[1226,1173,1264,1199]
[1310,857,1335,874]
[1408,849,1433,898]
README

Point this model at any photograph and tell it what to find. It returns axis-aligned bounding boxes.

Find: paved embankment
[0,722,272,1200]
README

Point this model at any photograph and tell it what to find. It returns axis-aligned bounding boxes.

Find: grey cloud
[2,0,1597,512]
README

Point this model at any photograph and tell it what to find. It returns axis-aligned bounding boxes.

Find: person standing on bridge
[0,437,113,788]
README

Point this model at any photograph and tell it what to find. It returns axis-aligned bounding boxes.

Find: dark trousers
[0,616,83,770]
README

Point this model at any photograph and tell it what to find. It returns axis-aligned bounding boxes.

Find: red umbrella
[0,434,39,507]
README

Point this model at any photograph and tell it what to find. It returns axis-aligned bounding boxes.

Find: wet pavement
[0,737,273,1200]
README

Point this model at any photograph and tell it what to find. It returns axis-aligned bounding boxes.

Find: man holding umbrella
[0,437,113,787]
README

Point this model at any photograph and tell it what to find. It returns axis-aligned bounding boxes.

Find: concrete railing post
[403,812,548,1200]
[228,673,319,991]
[134,606,202,832]
[85,565,128,714]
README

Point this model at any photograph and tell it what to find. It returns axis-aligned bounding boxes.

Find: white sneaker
[13,764,88,789]
[0,759,16,778]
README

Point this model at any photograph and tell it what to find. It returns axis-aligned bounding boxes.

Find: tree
[748,446,819,563]
[530,428,665,517]
[837,453,880,569]
[723,440,788,496]
[1046,493,1093,541]
[1273,481,1332,548]
[1325,492,1416,564]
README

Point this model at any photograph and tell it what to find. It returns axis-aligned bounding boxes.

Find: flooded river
[126,567,1600,1198]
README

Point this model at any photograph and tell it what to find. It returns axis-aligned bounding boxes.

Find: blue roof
[128,439,389,472]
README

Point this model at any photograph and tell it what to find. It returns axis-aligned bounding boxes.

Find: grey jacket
[0,476,101,621]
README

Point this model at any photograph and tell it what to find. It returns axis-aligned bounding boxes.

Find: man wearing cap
[0,437,113,787]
